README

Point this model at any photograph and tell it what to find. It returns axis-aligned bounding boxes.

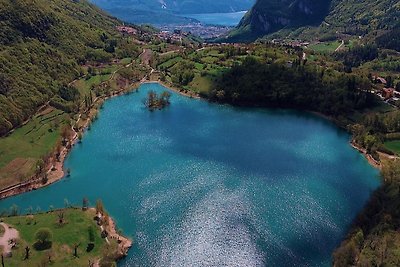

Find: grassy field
[308,41,342,53]
[0,108,69,189]
[1,208,116,267]
[119,57,132,65]
[384,140,400,155]
[74,74,112,95]
[158,56,182,69]
[187,75,213,95]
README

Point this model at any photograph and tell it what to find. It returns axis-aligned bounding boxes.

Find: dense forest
[0,0,120,135]
[210,56,377,117]
[334,44,379,70]
[333,160,400,266]
[376,24,400,52]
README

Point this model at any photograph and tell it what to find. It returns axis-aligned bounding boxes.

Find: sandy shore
[350,142,381,169]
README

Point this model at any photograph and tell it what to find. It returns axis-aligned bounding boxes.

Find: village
[371,75,400,108]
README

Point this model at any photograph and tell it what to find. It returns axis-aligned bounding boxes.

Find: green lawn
[120,57,132,65]
[188,74,213,94]
[158,56,182,69]
[384,140,400,155]
[308,41,341,53]
[0,109,68,189]
[1,208,116,267]
[194,62,204,70]
[201,56,220,64]
[74,74,112,95]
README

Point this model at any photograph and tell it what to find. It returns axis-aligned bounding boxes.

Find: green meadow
[1,208,117,267]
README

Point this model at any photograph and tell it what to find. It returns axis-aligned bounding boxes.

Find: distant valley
[90,0,255,25]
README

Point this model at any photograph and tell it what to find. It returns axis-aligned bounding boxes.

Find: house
[373,76,387,85]
[116,26,137,35]
[381,88,394,99]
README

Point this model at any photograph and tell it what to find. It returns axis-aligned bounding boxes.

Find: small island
[0,200,131,266]
[143,90,171,111]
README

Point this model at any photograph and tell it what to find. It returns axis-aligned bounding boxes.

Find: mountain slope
[228,0,331,41]
[228,0,400,42]
[0,0,119,135]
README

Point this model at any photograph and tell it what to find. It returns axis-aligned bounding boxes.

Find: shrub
[34,228,53,250]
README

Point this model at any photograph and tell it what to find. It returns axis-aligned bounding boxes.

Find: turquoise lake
[182,11,247,26]
[0,83,380,266]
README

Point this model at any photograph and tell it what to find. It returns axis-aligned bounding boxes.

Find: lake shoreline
[0,82,142,201]
[0,80,382,201]
[0,80,382,266]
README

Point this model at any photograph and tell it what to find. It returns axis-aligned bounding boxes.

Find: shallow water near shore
[0,83,379,266]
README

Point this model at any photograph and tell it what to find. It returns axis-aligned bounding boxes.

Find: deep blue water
[182,11,247,26]
[0,83,379,266]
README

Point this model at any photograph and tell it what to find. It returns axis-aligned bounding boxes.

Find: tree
[143,90,171,111]
[10,204,19,216]
[87,226,96,252]
[57,211,65,225]
[34,228,53,250]
[96,199,104,215]
[73,243,81,257]
[82,197,89,211]
[41,174,48,185]
[24,246,30,260]
[64,198,70,208]
[381,159,400,182]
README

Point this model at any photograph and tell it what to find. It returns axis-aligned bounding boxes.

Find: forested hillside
[0,0,119,135]
[227,0,332,41]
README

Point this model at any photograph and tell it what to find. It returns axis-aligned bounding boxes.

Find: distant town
[158,23,233,39]
[117,22,232,41]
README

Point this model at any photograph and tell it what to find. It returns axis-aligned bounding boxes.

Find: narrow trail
[335,40,345,52]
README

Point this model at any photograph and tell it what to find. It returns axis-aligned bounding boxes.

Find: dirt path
[335,40,345,52]
[0,223,19,255]
[140,49,153,66]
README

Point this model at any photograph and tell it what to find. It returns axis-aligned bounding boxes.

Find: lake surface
[0,83,380,266]
[182,11,247,26]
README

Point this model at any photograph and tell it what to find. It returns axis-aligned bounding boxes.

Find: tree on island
[143,90,171,111]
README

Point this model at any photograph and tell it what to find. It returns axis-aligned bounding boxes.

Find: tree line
[209,56,378,117]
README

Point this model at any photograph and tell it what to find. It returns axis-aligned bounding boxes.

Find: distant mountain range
[90,0,255,25]
[227,0,400,42]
